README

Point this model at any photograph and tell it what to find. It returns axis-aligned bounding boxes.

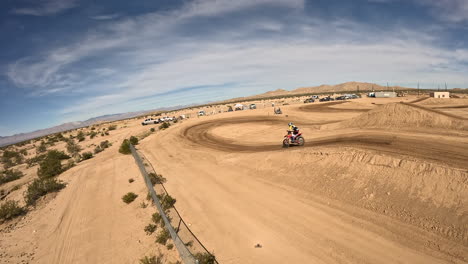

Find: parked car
[141,118,158,125]
[335,95,348,100]
[198,110,205,116]
[312,95,319,99]
[319,96,334,102]
[249,104,257,109]
[304,98,315,103]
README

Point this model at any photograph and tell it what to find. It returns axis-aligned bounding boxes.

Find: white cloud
[91,14,120,20]
[415,0,468,23]
[12,0,78,16]
[6,0,468,121]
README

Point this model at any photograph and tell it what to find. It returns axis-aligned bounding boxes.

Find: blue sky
[1,0,468,136]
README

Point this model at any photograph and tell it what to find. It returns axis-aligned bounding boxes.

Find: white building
[430,92,450,98]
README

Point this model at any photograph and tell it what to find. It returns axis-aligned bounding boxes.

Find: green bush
[144,223,157,235]
[119,139,131,155]
[90,131,98,139]
[152,212,163,226]
[108,125,117,131]
[66,140,82,157]
[166,243,174,250]
[148,173,166,185]
[139,253,164,264]
[94,146,103,154]
[128,178,134,183]
[150,128,155,132]
[100,140,110,149]
[25,178,66,205]
[26,154,46,167]
[0,200,26,221]
[81,152,93,160]
[129,136,139,145]
[193,252,217,264]
[160,194,176,210]
[37,152,64,179]
[36,142,47,153]
[77,131,85,142]
[159,122,170,130]
[155,228,170,245]
[2,150,24,168]
[0,170,24,185]
[122,192,138,204]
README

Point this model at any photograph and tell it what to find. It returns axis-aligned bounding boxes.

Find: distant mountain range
[1,82,464,147]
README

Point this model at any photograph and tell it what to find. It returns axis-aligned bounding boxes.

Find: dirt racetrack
[140,97,468,264]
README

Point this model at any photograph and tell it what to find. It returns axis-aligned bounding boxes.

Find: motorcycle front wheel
[296,136,305,146]
[282,138,289,148]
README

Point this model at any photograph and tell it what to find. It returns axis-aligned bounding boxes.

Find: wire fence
[129,144,218,264]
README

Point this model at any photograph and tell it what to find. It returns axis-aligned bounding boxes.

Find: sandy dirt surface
[0,122,179,264]
[1,95,468,264]
[138,96,468,264]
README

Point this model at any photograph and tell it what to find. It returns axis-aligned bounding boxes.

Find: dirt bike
[283,130,304,148]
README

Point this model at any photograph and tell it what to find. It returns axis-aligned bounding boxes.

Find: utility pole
[357,85,360,93]
[445,82,447,91]
[417,82,420,96]
[438,85,440,91]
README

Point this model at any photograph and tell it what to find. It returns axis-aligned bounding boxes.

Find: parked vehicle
[312,95,319,99]
[249,104,257,109]
[335,95,348,100]
[304,98,315,103]
[319,96,334,102]
[198,110,205,116]
[283,130,304,148]
[141,118,159,125]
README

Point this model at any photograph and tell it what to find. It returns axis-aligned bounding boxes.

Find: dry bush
[0,169,24,185]
[144,223,157,235]
[122,192,138,204]
[0,200,26,222]
[119,139,131,155]
[25,178,66,205]
[155,228,170,245]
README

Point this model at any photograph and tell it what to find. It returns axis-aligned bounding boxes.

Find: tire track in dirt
[182,117,468,169]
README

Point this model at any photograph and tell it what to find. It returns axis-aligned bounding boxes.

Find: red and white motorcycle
[282,130,305,148]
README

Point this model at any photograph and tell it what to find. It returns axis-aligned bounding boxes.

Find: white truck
[141,118,159,125]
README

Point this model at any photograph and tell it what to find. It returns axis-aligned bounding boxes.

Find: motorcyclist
[288,122,299,142]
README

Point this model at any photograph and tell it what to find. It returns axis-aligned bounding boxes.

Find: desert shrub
[108,125,117,131]
[11,184,21,191]
[81,152,93,160]
[100,140,110,149]
[193,252,217,264]
[66,140,82,157]
[25,178,66,205]
[152,212,164,226]
[77,131,85,142]
[159,122,170,130]
[94,146,103,154]
[173,119,178,123]
[36,141,47,153]
[139,253,164,264]
[144,223,157,235]
[91,127,96,130]
[37,150,68,179]
[155,228,170,245]
[150,128,155,132]
[0,200,26,221]
[129,136,139,145]
[26,153,46,167]
[105,131,109,135]
[90,131,98,139]
[0,170,24,185]
[2,150,24,168]
[184,240,193,247]
[160,194,176,210]
[148,173,166,185]
[128,178,134,183]
[166,243,173,250]
[19,149,27,156]
[146,192,152,201]
[140,201,148,208]
[122,192,138,204]
[119,139,131,155]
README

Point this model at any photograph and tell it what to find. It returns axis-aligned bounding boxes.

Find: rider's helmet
[288,122,293,126]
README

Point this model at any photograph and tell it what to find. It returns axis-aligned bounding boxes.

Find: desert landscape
[1,89,467,264]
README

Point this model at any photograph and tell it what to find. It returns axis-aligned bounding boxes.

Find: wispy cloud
[5,0,468,122]
[91,13,120,20]
[12,0,78,16]
[414,0,468,23]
